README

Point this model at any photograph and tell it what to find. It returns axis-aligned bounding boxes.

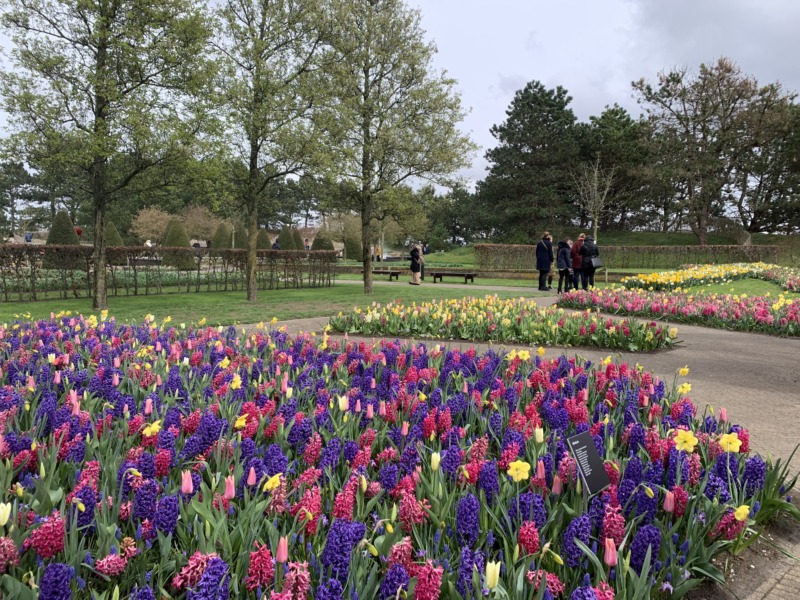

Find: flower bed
[620,263,800,293]
[557,288,800,337]
[328,296,677,351]
[0,316,797,599]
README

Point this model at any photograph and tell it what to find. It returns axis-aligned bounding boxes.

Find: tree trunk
[361,193,373,294]
[246,138,260,302]
[92,160,108,310]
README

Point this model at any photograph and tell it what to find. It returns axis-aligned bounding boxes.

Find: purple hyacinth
[478,461,499,506]
[73,485,96,530]
[379,564,410,600]
[316,578,344,600]
[133,479,158,522]
[507,492,547,529]
[563,514,592,567]
[264,444,288,476]
[39,563,74,600]
[187,556,229,600]
[630,524,661,575]
[441,447,463,478]
[743,455,767,495]
[569,574,599,600]
[320,520,367,582]
[715,452,740,484]
[703,473,732,503]
[379,463,399,492]
[132,586,156,600]
[457,493,480,547]
[155,495,179,535]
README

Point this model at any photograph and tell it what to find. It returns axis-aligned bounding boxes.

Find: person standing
[556,239,572,294]
[571,233,585,290]
[579,235,600,290]
[409,243,422,285]
[535,232,554,291]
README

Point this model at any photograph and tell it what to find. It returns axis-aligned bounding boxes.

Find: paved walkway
[265,285,800,600]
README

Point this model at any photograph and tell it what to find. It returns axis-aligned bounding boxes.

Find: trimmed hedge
[277,226,295,250]
[311,232,334,251]
[45,211,81,269]
[161,219,196,270]
[211,223,233,249]
[256,229,272,249]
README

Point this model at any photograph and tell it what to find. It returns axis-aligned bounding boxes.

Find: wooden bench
[362,269,400,281]
[430,271,477,284]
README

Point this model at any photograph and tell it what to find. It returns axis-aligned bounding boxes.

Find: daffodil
[230,374,242,390]
[734,505,750,522]
[679,366,690,376]
[263,473,282,492]
[234,415,248,430]
[141,420,162,437]
[507,460,531,482]
[674,429,699,453]
[719,432,742,453]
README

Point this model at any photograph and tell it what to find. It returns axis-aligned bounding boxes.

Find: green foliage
[343,232,361,262]
[104,222,124,247]
[44,210,81,269]
[233,224,249,250]
[256,229,272,249]
[161,219,195,270]
[291,228,304,251]
[311,231,334,251]
[277,226,296,250]
[211,223,233,249]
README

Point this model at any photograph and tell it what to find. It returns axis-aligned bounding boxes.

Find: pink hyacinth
[0,537,20,574]
[244,542,275,591]
[29,512,65,559]
[96,553,128,577]
[172,551,219,590]
[414,560,444,600]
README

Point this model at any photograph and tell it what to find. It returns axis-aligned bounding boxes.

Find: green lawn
[684,278,796,297]
[0,284,531,326]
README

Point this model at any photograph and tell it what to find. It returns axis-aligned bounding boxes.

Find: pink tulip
[50,312,55,320]
[187,340,193,350]
[719,407,728,422]
[112,373,120,387]
[71,400,81,416]
[155,341,162,352]
[245,339,251,349]
[276,536,289,563]
[53,371,61,385]
[69,389,78,405]
[355,399,362,412]
[536,460,546,480]
[247,467,257,487]
[462,381,468,394]
[74,335,80,345]
[370,377,376,390]
[144,398,153,415]
[603,538,618,567]
[366,404,374,419]
[114,357,121,368]
[181,470,193,495]
[287,355,293,366]
[379,401,387,417]
[27,375,35,389]
[156,374,162,386]
[401,421,409,436]
[551,475,563,495]
[663,490,675,514]
[223,475,235,500]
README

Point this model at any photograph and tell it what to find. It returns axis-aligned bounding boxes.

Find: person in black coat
[556,239,572,294]
[535,232,554,291]
[409,243,422,285]
[579,235,599,290]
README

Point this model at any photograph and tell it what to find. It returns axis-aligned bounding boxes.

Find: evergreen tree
[44,210,81,269]
[161,219,195,270]
[256,229,271,249]
[311,231,334,250]
[211,223,233,249]
[104,222,126,265]
[291,228,304,251]
[277,226,295,250]
[233,224,249,249]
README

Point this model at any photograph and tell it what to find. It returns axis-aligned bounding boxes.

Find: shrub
[343,233,361,261]
[311,231,334,251]
[130,207,172,243]
[45,210,82,269]
[161,219,196,270]
[233,224,249,250]
[211,223,233,249]
[277,226,296,250]
[104,222,126,266]
[256,229,272,249]
[292,228,304,251]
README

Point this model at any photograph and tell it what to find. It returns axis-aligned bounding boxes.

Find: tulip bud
[551,474,562,495]
[181,470,194,495]
[663,490,675,513]
[144,398,153,416]
[338,395,349,412]
[401,421,409,436]
[485,561,501,590]
[355,399,361,413]
[53,370,61,385]
[604,537,618,567]
[366,404,374,419]
[379,401,386,417]
[719,407,728,422]
[536,460,545,480]
[276,536,289,563]
[431,452,441,471]
[247,467,257,487]
[0,502,11,527]
[534,427,544,444]
[223,475,236,500]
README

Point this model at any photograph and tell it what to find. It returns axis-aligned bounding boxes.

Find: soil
[686,499,800,600]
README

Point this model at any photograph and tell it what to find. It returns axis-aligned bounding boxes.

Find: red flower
[96,553,127,576]
[414,560,443,600]
[30,512,66,559]
[518,521,540,554]
[0,537,20,574]
[244,542,274,591]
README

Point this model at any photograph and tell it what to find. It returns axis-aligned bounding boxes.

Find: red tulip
[603,538,618,567]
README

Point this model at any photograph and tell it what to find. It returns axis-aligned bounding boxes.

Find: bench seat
[429,271,477,284]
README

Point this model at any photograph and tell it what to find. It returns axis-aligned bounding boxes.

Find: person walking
[579,235,600,290]
[556,239,572,294]
[571,233,585,290]
[409,243,423,285]
[535,232,554,291]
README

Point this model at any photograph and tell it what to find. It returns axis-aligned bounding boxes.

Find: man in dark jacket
[535,232,554,291]
[556,239,572,294]
[579,235,600,290]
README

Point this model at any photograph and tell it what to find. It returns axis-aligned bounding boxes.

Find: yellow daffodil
[234,415,248,430]
[719,432,742,453]
[734,505,750,522]
[677,383,692,395]
[263,473,282,492]
[678,366,689,376]
[141,420,162,437]
[537,346,546,357]
[507,460,531,482]
[230,374,242,390]
[674,429,698,453]
[219,357,230,369]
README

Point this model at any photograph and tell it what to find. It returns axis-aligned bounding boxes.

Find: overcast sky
[409,0,800,184]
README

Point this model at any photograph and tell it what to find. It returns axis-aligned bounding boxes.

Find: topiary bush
[211,223,233,250]
[256,229,272,249]
[233,224,249,250]
[311,231,335,251]
[45,210,82,269]
[104,222,126,266]
[277,226,296,250]
[292,228,305,251]
[343,233,361,261]
[161,218,196,270]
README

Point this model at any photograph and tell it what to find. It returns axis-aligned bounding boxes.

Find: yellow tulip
[485,561,501,590]
[431,452,441,471]
[0,502,11,527]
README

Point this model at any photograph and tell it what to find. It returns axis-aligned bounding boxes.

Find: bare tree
[573,157,614,242]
